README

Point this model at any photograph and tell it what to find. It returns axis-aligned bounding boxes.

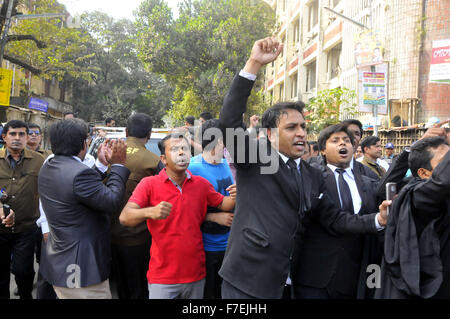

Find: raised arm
[119,201,172,227]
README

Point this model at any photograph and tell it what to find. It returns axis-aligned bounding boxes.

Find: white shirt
[327,164,362,215]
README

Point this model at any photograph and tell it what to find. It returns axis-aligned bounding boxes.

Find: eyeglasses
[28,130,41,135]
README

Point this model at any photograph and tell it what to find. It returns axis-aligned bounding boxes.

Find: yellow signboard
[0,68,12,106]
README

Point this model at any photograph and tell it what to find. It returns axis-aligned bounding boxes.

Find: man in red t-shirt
[119,133,236,299]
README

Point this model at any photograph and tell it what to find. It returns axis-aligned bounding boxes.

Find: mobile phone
[2,204,10,218]
[386,182,397,215]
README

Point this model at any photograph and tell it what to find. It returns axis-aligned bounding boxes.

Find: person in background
[105,118,116,127]
[309,141,319,157]
[354,145,363,160]
[199,112,213,124]
[0,120,44,299]
[26,123,52,159]
[359,136,387,179]
[301,141,311,161]
[63,112,75,120]
[383,143,396,165]
[188,119,235,299]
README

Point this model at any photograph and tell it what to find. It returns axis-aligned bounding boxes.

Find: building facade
[263,0,450,129]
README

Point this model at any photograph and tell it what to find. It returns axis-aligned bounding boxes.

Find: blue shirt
[188,155,234,251]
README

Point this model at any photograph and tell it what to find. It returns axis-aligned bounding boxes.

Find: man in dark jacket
[218,37,390,299]
[292,124,382,299]
[38,119,129,299]
[0,120,44,299]
[376,136,450,298]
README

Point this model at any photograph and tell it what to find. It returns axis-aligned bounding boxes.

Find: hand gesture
[213,212,234,227]
[1,207,14,228]
[106,139,127,165]
[377,200,392,226]
[97,141,110,166]
[250,37,283,65]
[226,184,236,199]
[151,201,172,220]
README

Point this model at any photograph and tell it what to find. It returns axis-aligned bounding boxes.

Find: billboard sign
[429,39,450,84]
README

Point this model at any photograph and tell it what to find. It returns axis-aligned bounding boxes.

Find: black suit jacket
[218,74,379,299]
[292,161,382,297]
[38,156,130,288]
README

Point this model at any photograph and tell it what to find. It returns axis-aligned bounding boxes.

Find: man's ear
[267,128,275,143]
[417,167,432,180]
[160,154,167,165]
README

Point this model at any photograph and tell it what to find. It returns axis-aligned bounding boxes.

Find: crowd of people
[0,37,449,300]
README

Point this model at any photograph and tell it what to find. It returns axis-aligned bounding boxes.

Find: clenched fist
[150,201,172,220]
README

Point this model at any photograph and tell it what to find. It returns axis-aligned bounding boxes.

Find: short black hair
[200,119,222,151]
[360,135,380,154]
[3,120,28,135]
[310,141,319,152]
[317,124,355,151]
[127,113,153,138]
[185,115,195,126]
[105,117,115,125]
[199,112,213,121]
[160,132,190,156]
[342,119,363,138]
[50,119,88,156]
[261,101,305,128]
[28,123,41,132]
[408,137,449,178]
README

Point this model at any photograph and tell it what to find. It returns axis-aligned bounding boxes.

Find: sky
[59,0,182,21]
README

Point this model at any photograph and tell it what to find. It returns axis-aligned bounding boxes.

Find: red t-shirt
[128,168,224,284]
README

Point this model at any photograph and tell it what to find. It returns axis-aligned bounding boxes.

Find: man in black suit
[38,119,130,299]
[292,124,382,299]
[218,37,390,299]
[376,136,450,298]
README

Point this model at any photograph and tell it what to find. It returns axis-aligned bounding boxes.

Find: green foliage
[6,0,96,81]
[69,11,174,125]
[306,87,357,134]
[135,0,275,123]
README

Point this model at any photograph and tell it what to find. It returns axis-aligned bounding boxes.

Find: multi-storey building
[263,0,450,129]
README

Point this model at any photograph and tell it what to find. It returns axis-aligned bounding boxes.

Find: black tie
[335,168,354,213]
[287,159,305,214]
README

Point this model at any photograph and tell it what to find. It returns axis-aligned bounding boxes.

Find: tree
[69,11,173,125]
[6,0,96,81]
[305,87,358,134]
[135,0,275,125]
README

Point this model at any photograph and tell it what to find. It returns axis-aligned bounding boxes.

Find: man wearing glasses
[27,124,52,159]
[0,120,45,299]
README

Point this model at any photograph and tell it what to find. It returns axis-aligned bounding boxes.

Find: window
[327,43,342,80]
[279,83,284,101]
[292,19,300,44]
[306,61,316,92]
[280,35,286,58]
[290,74,298,99]
[308,0,318,32]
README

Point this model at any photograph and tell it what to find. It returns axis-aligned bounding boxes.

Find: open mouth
[293,141,305,149]
[338,148,349,156]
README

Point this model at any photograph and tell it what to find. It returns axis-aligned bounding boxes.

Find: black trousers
[111,242,150,299]
[292,283,354,299]
[221,280,258,299]
[0,228,38,299]
[204,250,225,299]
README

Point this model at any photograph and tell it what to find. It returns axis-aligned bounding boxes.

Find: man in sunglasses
[26,124,52,159]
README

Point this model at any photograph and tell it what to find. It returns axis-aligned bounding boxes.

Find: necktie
[287,159,304,215]
[335,168,354,214]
